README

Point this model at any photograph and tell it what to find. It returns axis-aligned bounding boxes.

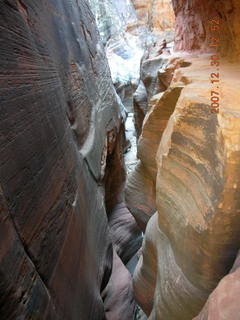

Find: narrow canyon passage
[0,1,240,320]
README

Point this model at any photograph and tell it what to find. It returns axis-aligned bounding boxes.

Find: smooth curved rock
[134,213,208,319]
[133,81,148,139]
[108,202,142,264]
[102,250,136,320]
[194,252,240,320]
[125,57,187,230]
[133,51,177,139]
[125,162,156,231]
[133,1,240,319]
[133,56,240,318]
[0,0,133,319]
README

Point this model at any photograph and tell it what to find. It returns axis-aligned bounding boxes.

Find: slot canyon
[0,0,240,319]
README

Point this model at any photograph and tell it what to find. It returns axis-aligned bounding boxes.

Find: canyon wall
[89,0,139,44]
[172,0,240,56]
[132,0,175,33]
[89,0,145,113]
[0,0,141,319]
[1,0,240,319]
[194,251,240,320]
[127,0,240,319]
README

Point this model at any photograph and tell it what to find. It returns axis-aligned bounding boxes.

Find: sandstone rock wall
[125,54,185,230]
[127,1,240,318]
[131,0,175,33]
[89,0,145,114]
[89,0,139,44]
[0,0,139,319]
[172,0,240,57]
[194,251,240,320]
[132,55,240,319]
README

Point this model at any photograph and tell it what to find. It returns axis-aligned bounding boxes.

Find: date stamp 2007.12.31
[209,17,222,114]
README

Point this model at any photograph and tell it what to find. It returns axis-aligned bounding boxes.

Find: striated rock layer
[131,0,175,33]
[102,250,136,320]
[172,0,240,57]
[125,54,187,230]
[194,251,240,320]
[0,0,139,319]
[130,2,240,318]
[133,56,240,319]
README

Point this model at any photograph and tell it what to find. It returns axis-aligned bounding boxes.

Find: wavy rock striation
[131,0,175,33]
[0,0,139,319]
[172,0,240,57]
[133,56,240,319]
[125,55,187,230]
[194,251,240,320]
[130,1,240,319]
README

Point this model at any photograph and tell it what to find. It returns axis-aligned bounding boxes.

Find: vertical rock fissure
[87,1,178,319]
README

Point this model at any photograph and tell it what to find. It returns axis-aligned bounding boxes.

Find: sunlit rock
[125,56,185,230]
[131,0,175,34]
[133,55,240,319]
[172,0,240,57]
[194,251,240,320]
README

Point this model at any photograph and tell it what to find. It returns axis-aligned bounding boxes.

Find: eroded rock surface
[194,251,240,320]
[129,1,240,318]
[133,81,148,139]
[172,0,240,57]
[133,56,240,319]
[0,0,137,319]
[89,0,144,113]
[108,202,142,264]
[125,55,186,230]
[102,250,136,320]
[132,0,175,34]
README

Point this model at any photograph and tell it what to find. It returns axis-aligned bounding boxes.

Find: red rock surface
[172,0,240,56]
[133,55,240,319]
[130,1,240,319]
[108,202,142,264]
[194,252,240,320]
[0,0,135,319]
[131,0,175,33]
[102,250,136,320]
[125,55,186,230]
